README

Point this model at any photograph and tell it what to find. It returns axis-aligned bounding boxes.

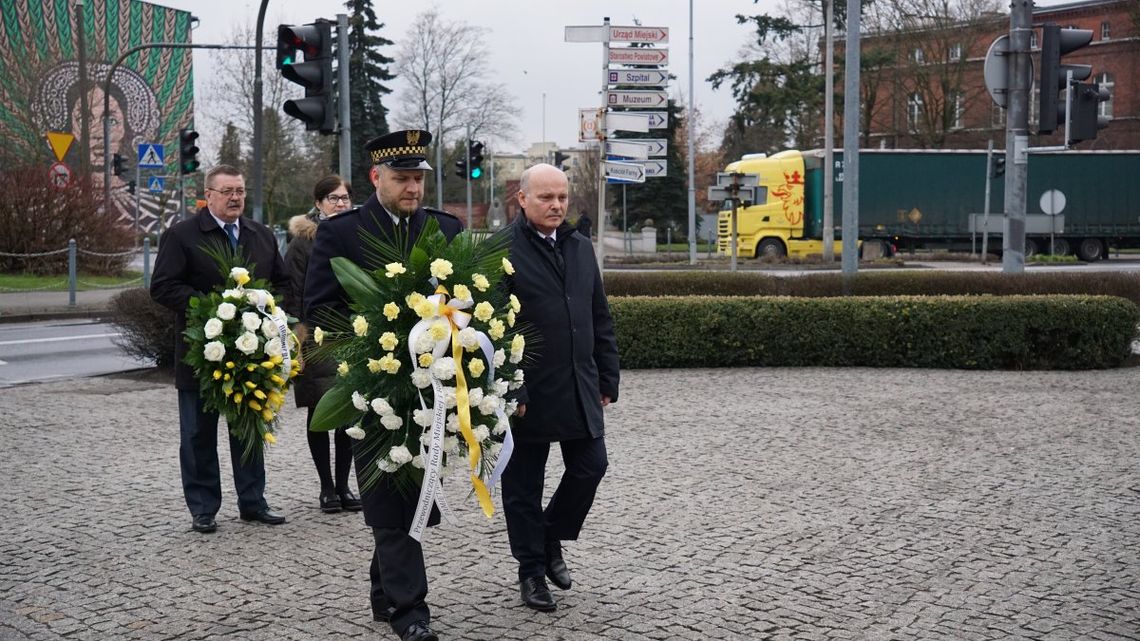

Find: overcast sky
[152,0,1073,156]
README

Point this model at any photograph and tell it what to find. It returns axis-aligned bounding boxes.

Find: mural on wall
[0,0,195,233]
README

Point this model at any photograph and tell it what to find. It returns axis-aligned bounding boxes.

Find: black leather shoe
[545,541,572,590]
[240,508,286,525]
[191,514,216,533]
[519,575,557,612]
[320,489,342,513]
[338,488,362,512]
[371,603,393,622]
[400,620,438,641]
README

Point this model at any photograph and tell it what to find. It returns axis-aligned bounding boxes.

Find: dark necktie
[545,236,564,271]
[224,223,238,250]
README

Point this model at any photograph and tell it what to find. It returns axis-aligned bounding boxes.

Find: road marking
[0,332,120,346]
[0,359,7,365]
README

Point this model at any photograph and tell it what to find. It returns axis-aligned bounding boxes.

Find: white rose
[389,445,413,465]
[204,318,224,339]
[493,349,506,368]
[411,455,425,469]
[420,430,433,446]
[440,386,457,409]
[234,332,259,355]
[473,425,490,442]
[242,311,261,332]
[413,409,434,427]
[345,425,366,440]
[264,337,283,358]
[467,387,484,406]
[493,416,510,435]
[370,398,394,416]
[506,400,519,416]
[203,341,226,362]
[478,395,500,416]
[216,302,237,320]
[443,436,459,454]
[378,458,399,473]
[493,379,509,396]
[380,414,403,431]
[458,327,479,350]
[411,368,432,389]
[413,332,436,354]
[445,413,459,433]
[351,391,368,411]
[261,318,278,338]
[229,267,250,283]
[430,357,456,381]
[246,289,273,308]
[222,288,242,300]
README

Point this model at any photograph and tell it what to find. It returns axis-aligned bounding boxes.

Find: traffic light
[178,128,200,175]
[553,150,569,169]
[1069,82,1111,143]
[455,155,469,179]
[990,155,1005,178]
[467,140,484,180]
[1038,23,1093,135]
[111,153,126,177]
[126,179,136,195]
[278,20,336,134]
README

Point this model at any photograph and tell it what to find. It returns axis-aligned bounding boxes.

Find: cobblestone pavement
[1,367,1138,641]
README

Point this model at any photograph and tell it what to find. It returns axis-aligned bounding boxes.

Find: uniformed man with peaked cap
[305,130,463,641]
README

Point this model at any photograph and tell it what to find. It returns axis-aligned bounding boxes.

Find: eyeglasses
[207,187,247,198]
[324,194,352,204]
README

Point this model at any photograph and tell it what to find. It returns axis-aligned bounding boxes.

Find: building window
[949,43,963,62]
[950,92,964,129]
[991,101,1006,128]
[1101,21,1110,40]
[1030,30,1038,49]
[908,93,924,131]
[1096,72,1114,118]
[912,47,924,64]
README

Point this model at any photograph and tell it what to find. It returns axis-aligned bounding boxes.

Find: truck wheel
[1049,238,1070,256]
[1076,238,1105,262]
[1024,238,1038,258]
[756,238,787,258]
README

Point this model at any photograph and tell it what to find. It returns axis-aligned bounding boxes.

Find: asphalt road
[0,319,150,388]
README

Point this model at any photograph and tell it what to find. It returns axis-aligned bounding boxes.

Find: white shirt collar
[208,211,238,237]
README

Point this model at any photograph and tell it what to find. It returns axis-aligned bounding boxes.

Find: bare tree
[391,9,521,150]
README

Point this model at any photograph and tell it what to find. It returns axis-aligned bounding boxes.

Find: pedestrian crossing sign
[137,143,165,168]
[148,175,165,194]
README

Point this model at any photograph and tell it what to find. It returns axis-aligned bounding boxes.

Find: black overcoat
[281,212,335,408]
[304,193,463,529]
[506,215,619,444]
[150,208,288,391]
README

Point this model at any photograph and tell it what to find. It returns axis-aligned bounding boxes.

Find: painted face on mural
[72,86,126,168]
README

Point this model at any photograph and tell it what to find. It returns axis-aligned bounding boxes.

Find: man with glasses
[151,164,290,535]
[305,131,462,641]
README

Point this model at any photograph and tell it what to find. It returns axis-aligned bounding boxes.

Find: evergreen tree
[344,0,395,194]
[216,122,243,169]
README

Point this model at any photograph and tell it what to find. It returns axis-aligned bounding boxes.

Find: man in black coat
[501,163,620,612]
[304,130,462,641]
[150,164,289,534]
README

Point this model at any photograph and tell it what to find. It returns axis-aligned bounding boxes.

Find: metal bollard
[143,237,152,288]
[68,238,77,307]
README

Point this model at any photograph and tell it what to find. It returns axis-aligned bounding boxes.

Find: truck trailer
[716,149,1140,261]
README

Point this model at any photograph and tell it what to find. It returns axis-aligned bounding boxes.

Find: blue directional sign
[137,143,165,168]
[148,175,165,194]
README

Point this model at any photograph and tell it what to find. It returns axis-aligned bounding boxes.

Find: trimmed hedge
[610,295,1139,370]
[603,270,1140,305]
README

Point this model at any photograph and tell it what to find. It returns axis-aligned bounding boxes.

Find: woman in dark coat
[282,175,361,513]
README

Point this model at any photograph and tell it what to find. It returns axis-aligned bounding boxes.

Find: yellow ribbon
[436,286,494,518]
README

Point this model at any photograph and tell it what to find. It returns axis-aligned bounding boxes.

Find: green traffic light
[470,167,482,179]
[282,54,294,65]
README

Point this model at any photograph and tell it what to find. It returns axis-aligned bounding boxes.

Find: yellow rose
[385,262,407,278]
[262,409,276,422]
[429,321,449,341]
[379,332,398,351]
[468,358,485,377]
[367,358,383,374]
[507,309,516,327]
[313,327,325,345]
[452,284,471,301]
[488,318,505,340]
[502,257,515,275]
[383,302,400,321]
[225,361,235,369]
[212,370,222,380]
[352,315,369,336]
[380,353,401,374]
[509,294,521,313]
[244,381,257,390]
[471,273,490,292]
[246,364,256,372]
[261,360,275,369]
[430,258,454,280]
[234,392,244,403]
[264,432,277,445]
[474,301,494,322]
[223,374,231,381]
[337,361,350,376]
[253,389,267,400]
[248,400,262,411]
[418,353,434,368]
[271,374,285,386]
[406,291,426,308]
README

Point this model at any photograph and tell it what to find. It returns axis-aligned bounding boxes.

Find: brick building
[858,0,1138,150]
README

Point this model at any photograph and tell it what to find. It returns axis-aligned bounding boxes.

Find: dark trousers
[501,436,608,580]
[177,390,268,517]
[369,527,429,635]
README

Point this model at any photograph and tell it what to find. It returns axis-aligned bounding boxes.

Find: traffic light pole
[337,14,352,179]
[100,42,256,217]
[253,0,269,225]
[465,124,473,229]
[1001,1,1033,274]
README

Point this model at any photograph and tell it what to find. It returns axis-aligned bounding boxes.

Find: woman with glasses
[283,175,361,513]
